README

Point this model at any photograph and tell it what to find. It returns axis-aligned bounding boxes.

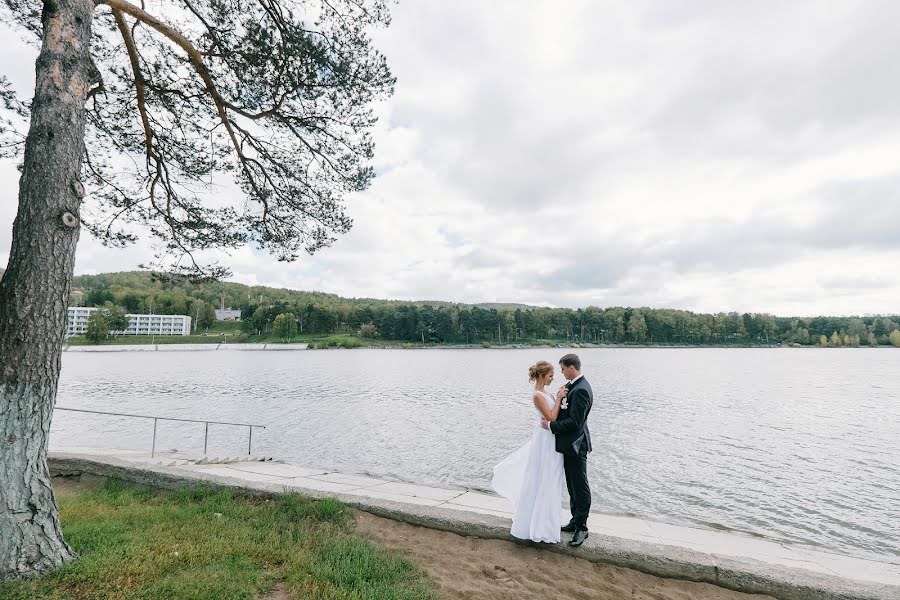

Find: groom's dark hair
[559,353,581,370]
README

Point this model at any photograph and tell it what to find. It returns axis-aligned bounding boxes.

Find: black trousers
[563,450,591,530]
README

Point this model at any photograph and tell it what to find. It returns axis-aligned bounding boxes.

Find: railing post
[53,407,264,457]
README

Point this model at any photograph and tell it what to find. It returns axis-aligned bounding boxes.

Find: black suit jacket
[549,376,593,456]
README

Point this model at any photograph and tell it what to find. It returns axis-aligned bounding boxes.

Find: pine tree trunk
[0,0,97,579]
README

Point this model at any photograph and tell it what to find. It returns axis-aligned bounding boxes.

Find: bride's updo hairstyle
[528,360,554,383]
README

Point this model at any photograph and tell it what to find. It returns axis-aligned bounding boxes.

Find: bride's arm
[532,392,562,421]
[548,392,563,421]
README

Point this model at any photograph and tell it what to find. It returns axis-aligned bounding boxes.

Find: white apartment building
[67,307,192,337]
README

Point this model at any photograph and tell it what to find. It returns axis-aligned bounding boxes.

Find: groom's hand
[540,418,550,430]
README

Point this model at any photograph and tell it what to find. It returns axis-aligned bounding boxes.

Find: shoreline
[63,342,310,352]
[62,341,895,351]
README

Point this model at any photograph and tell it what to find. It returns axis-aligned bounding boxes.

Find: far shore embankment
[63,342,789,352]
[62,341,894,351]
[64,342,310,352]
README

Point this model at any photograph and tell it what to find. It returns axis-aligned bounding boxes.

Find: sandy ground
[355,512,775,600]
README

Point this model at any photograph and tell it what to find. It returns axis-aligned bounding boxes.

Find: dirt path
[355,512,774,600]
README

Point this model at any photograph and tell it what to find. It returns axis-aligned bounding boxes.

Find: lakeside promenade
[49,448,899,600]
[64,343,310,351]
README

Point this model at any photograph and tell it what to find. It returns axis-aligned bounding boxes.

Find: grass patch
[65,334,249,345]
[312,336,364,349]
[0,480,436,600]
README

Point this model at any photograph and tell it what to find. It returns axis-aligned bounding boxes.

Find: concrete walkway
[48,449,900,600]
[63,343,309,351]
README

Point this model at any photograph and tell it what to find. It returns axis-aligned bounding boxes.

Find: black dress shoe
[560,521,578,533]
[568,529,589,547]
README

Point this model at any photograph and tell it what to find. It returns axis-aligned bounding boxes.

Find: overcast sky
[2,0,899,316]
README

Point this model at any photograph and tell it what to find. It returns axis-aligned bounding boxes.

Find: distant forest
[51,271,899,347]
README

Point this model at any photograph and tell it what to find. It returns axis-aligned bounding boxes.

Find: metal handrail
[54,406,266,457]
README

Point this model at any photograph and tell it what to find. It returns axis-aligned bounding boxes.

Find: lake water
[52,348,899,562]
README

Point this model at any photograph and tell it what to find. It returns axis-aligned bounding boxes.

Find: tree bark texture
[0,0,97,579]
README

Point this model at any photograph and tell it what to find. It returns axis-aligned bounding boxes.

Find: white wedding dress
[491,390,564,543]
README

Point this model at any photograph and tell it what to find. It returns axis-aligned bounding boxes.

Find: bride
[492,360,565,543]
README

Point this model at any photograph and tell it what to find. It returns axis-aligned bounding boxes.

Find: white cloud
[2,1,900,315]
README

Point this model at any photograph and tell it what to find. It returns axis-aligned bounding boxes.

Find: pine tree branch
[103,0,268,212]
[111,8,152,163]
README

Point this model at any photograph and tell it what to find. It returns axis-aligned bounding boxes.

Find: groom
[540,353,593,547]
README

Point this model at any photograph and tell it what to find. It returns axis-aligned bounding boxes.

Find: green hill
[70,271,539,313]
[61,270,900,348]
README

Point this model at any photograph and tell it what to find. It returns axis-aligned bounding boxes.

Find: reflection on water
[53,348,900,561]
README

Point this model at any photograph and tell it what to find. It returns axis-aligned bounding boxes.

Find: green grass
[310,336,365,349]
[0,480,436,600]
